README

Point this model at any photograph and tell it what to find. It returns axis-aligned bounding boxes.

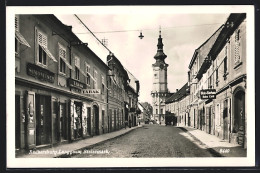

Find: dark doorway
[15,95,20,149]
[93,105,99,135]
[59,103,67,141]
[87,107,91,136]
[35,95,51,146]
[102,110,105,134]
[223,100,229,140]
[114,110,116,130]
[234,90,245,146]
[74,101,82,139]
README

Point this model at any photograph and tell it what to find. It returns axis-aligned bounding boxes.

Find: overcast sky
[55,8,229,104]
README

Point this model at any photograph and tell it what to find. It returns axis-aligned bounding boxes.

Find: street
[72,124,215,158]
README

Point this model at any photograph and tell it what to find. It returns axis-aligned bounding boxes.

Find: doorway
[15,95,20,150]
[35,94,51,146]
[59,103,67,141]
[223,100,229,140]
[234,90,245,146]
[93,105,99,135]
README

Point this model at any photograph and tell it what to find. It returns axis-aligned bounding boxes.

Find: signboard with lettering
[67,78,86,89]
[82,89,101,94]
[27,63,55,83]
[200,89,216,99]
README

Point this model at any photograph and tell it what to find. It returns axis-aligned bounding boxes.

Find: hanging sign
[200,89,216,99]
[82,89,101,94]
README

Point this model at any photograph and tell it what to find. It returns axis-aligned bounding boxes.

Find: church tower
[151,28,169,125]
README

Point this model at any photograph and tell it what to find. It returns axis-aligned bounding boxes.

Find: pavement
[177,126,247,157]
[17,124,247,158]
[17,125,141,158]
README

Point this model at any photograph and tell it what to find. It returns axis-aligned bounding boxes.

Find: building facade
[106,54,129,131]
[151,30,171,125]
[172,13,247,148]
[15,15,110,153]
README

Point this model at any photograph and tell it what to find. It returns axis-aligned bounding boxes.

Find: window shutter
[15,17,18,31]
[38,32,47,48]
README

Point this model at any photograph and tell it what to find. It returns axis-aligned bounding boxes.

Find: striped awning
[40,45,57,62]
[15,31,30,48]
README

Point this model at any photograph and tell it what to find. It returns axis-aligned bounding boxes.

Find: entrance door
[87,107,91,136]
[93,105,99,135]
[74,102,82,139]
[234,90,245,146]
[223,100,229,140]
[60,103,67,141]
[114,110,116,130]
[36,95,51,146]
[15,95,20,150]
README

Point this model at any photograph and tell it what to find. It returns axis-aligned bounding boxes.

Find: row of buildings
[15,15,140,153]
[165,13,247,148]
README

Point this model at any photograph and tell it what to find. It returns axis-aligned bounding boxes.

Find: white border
[6,5,255,168]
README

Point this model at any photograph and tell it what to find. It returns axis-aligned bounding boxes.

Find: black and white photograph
[6,5,255,167]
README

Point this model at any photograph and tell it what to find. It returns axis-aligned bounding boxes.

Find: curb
[177,127,223,157]
[55,126,142,158]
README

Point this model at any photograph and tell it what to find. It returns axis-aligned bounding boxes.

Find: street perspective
[8,5,255,167]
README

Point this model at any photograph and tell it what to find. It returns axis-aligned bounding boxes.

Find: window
[160,108,163,114]
[156,109,158,114]
[75,67,80,80]
[15,15,30,56]
[154,73,158,79]
[101,75,105,94]
[36,30,57,66]
[74,56,80,80]
[93,69,97,89]
[234,29,242,67]
[223,57,228,80]
[85,62,90,85]
[216,68,219,86]
[59,46,66,74]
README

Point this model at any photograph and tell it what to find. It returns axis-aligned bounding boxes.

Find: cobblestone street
[72,124,214,158]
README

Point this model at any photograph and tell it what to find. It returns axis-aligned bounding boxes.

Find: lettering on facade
[82,89,101,94]
[200,89,216,99]
[27,63,55,83]
[67,78,86,90]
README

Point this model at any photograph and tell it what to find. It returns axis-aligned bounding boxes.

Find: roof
[165,83,189,104]
[125,68,139,94]
[188,24,224,69]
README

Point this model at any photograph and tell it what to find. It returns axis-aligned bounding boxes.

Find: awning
[15,31,30,48]
[60,56,72,69]
[86,71,96,82]
[40,45,57,62]
[78,67,87,77]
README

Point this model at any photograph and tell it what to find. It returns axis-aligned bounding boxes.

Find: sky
[55,8,229,104]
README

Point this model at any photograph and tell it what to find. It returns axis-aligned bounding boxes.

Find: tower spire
[154,26,167,62]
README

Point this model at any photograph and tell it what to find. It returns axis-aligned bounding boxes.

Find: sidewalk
[178,126,247,157]
[17,125,141,158]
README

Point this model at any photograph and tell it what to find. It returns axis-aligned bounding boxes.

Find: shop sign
[200,89,216,99]
[67,78,86,89]
[82,89,101,94]
[27,63,55,83]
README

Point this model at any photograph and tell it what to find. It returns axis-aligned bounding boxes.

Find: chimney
[176,89,179,92]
